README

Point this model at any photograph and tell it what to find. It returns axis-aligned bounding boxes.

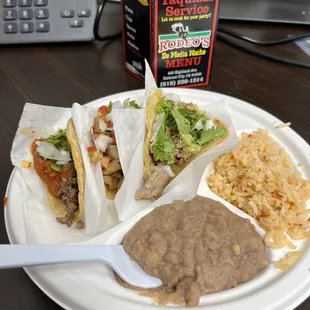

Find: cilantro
[128,100,140,109]
[152,125,175,164]
[51,164,62,172]
[93,130,111,137]
[108,101,113,113]
[44,130,70,151]
[193,127,227,146]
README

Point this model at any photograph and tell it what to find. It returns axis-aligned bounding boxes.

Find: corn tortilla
[47,119,85,221]
[143,90,229,184]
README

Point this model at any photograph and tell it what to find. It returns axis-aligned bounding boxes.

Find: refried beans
[121,196,268,307]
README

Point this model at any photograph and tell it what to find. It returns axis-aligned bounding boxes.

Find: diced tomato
[87,146,100,163]
[111,133,116,145]
[106,121,113,128]
[99,106,109,117]
[100,156,111,169]
[87,146,97,153]
[50,171,58,178]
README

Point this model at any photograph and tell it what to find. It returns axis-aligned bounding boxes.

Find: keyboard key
[3,9,17,20]
[61,10,74,18]
[77,9,91,17]
[36,21,49,32]
[18,0,31,6]
[4,22,18,33]
[34,0,47,6]
[35,8,48,19]
[19,9,33,20]
[20,21,34,33]
[3,0,16,7]
[69,20,83,28]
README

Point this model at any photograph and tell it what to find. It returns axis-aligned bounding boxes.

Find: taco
[136,89,229,201]
[31,119,85,229]
[87,100,141,200]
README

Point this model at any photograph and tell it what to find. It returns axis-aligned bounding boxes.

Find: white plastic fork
[0,245,162,288]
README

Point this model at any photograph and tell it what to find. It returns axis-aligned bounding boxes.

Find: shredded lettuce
[151,113,165,146]
[156,99,175,114]
[152,125,175,164]
[178,107,208,129]
[165,113,176,128]
[171,109,191,134]
[193,127,227,146]
[152,99,226,162]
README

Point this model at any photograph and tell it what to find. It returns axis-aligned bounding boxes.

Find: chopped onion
[193,119,203,131]
[56,160,70,165]
[99,119,107,132]
[205,119,215,130]
[123,97,130,108]
[41,128,57,139]
[95,134,113,153]
[113,100,122,109]
[192,119,215,131]
[151,113,165,146]
[163,93,181,103]
[105,113,113,123]
[155,165,175,177]
[101,114,114,131]
[36,141,71,164]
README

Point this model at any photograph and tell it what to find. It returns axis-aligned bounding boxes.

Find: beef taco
[136,89,229,201]
[31,119,85,229]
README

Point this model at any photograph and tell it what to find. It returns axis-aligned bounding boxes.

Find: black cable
[217,31,310,69]
[94,0,122,41]
[217,26,310,46]
[93,1,310,69]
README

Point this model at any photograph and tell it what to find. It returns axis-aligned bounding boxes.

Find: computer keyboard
[0,0,97,44]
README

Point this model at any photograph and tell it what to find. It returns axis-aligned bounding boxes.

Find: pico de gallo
[87,101,140,199]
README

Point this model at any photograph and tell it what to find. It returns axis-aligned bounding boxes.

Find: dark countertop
[1,21,310,310]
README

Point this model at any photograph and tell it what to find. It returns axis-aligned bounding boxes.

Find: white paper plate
[5,89,310,310]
